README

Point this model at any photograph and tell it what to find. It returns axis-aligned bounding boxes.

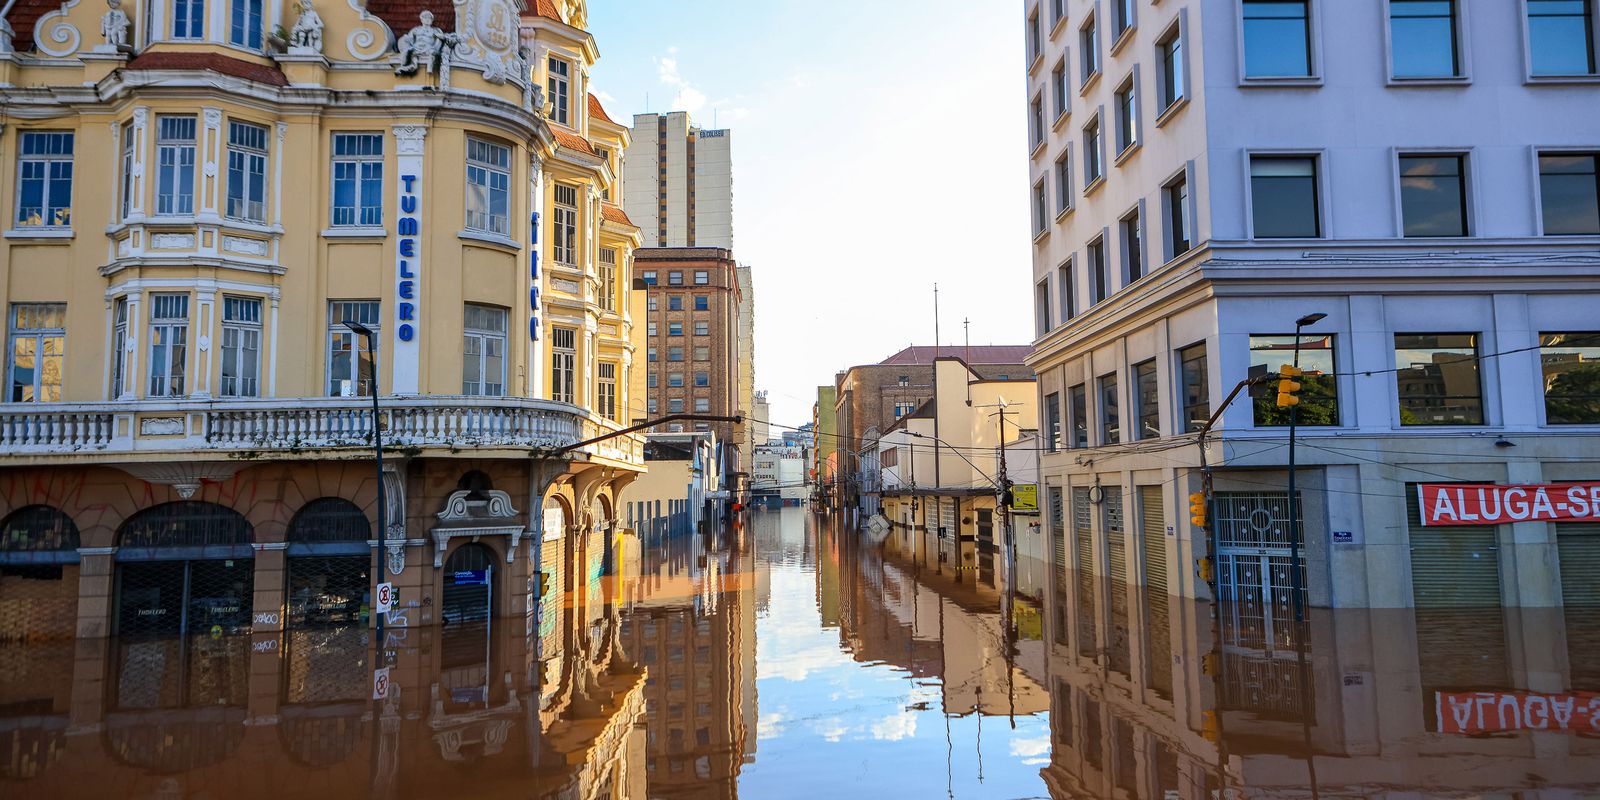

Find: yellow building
[0,0,643,639]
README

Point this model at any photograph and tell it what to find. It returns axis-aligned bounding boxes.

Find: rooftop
[879,345,1034,366]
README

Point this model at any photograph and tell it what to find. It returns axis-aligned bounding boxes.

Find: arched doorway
[114,502,254,637]
[282,498,371,715]
[442,542,496,625]
[0,504,80,642]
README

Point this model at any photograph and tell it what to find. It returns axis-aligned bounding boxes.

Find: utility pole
[1281,312,1326,800]
[963,317,970,365]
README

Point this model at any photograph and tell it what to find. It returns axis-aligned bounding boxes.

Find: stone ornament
[99,0,130,50]
[288,0,323,52]
[450,0,521,84]
[394,10,460,76]
[34,0,84,57]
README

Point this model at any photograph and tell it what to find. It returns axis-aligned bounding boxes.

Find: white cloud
[758,711,786,739]
[870,712,918,741]
[1009,734,1052,766]
[813,718,850,743]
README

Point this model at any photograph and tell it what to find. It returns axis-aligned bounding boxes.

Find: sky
[586,0,1033,431]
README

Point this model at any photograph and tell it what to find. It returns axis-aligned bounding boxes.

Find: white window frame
[1520,0,1600,82]
[120,124,136,221]
[548,56,572,125]
[327,300,379,397]
[229,0,263,50]
[599,248,619,311]
[110,297,129,398]
[552,183,579,265]
[13,131,74,230]
[7,303,66,403]
[225,120,268,224]
[1383,0,1473,85]
[465,137,511,236]
[463,304,507,397]
[220,295,261,398]
[551,325,577,404]
[1241,149,1331,240]
[597,361,617,420]
[147,293,189,398]
[694,270,709,285]
[155,116,197,217]
[1531,145,1600,236]
[330,132,384,228]
[1235,0,1325,86]
[172,0,205,39]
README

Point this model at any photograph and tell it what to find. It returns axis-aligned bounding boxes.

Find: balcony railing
[0,396,643,466]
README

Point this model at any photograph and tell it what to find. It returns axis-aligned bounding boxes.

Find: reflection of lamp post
[344,319,388,640]
[1286,311,1325,800]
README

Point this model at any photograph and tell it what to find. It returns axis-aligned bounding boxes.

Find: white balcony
[0,396,643,467]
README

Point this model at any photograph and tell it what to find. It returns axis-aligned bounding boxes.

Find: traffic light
[1276,364,1304,408]
[1196,557,1215,583]
[1189,491,1208,529]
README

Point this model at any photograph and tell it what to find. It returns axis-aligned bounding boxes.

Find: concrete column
[250,544,286,633]
[74,549,115,639]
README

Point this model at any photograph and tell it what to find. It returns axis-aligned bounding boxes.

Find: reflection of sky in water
[740,565,1052,798]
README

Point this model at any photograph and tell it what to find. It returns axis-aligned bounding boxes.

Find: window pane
[1540,154,1600,234]
[1395,334,1483,425]
[1542,332,1600,423]
[1243,1,1312,77]
[1070,384,1088,448]
[1529,0,1597,75]
[1099,374,1120,444]
[1180,344,1209,432]
[1135,361,1159,439]
[1391,0,1458,78]
[1251,157,1319,238]
[1400,155,1467,237]
[1250,334,1338,426]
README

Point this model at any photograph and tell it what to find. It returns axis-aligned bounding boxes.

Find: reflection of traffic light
[1201,710,1220,742]
[1189,491,1208,528]
[1196,557,1215,583]
[1276,364,1304,408]
[1201,653,1219,676]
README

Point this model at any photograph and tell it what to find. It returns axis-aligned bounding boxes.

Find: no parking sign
[376,582,396,614]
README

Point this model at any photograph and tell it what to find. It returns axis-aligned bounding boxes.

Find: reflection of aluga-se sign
[1434,690,1600,735]
[1417,483,1600,526]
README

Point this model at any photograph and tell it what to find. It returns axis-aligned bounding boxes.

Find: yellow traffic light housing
[1276,364,1304,408]
[1201,653,1220,676]
[1201,710,1220,742]
[1188,491,1208,528]
[1197,557,1215,583]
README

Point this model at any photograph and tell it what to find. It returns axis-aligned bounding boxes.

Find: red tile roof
[549,125,596,156]
[6,0,61,53]
[365,0,457,41]
[527,0,562,21]
[124,52,289,86]
[601,203,633,226]
[879,345,1035,366]
[588,94,615,125]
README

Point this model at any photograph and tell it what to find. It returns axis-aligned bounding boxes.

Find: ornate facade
[0,0,643,639]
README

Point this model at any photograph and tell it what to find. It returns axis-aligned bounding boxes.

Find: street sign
[1011,484,1038,511]
[372,666,391,699]
[452,570,489,586]
[375,582,396,614]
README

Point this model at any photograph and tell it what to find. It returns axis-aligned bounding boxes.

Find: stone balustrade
[0,397,643,466]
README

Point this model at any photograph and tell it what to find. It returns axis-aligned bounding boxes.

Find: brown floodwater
[0,506,1595,798]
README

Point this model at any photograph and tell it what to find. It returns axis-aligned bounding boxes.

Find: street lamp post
[344,319,388,641]
[1286,311,1325,799]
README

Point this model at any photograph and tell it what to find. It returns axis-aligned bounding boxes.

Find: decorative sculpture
[100,0,130,50]
[288,0,323,52]
[394,10,459,76]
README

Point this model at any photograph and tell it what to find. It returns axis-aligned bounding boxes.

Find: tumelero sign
[1433,690,1600,735]
[1416,483,1600,526]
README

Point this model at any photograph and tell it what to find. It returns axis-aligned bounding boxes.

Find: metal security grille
[1073,488,1096,658]
[1224,650,1310,719]
[1112,716,1136,795]
[1139,485,1172,698]
[1406,487,1507,691]
[285,556,369,628]
[442,544,494,625]
[1082,697,1102,770]
[1559,522,1600,689]
[939,499,956,538]
[116,559,254,637]
[1105,489,1131,677]
[283,626,368,705]
[1214,491,1310,719]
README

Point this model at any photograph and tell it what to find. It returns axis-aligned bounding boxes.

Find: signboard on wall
[1417,483,1600,526]
[1433,690,1600,735]
[1010,484,1039,512]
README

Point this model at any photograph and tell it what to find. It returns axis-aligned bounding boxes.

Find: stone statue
[394,10,459,76]
[289,0,323,52]
[100,0,131,50]
[529,81,545,117]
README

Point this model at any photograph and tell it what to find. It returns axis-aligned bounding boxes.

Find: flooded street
[2,507,1596,798]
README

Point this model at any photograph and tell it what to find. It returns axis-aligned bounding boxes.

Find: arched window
[116,502,252,560]
[0,505,80,564]
[286,498,370,556]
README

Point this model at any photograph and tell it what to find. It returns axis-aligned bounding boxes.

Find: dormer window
[173,0,205,39]
[548,57,571,125]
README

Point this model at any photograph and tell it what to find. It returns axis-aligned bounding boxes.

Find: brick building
[833,345,1034,511]
[633,248,744,446]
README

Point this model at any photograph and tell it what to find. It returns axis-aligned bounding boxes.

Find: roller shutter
[1049,487,1068,646]
[1140,485,1172,699]
[1105,488,1130,677]
[1558,521,1600,690]
[1073,488,1096,658]
[1407,487,1507,691]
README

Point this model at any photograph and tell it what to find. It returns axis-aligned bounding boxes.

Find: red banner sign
[1417,483,1600,526]
[1434,690,1600,735]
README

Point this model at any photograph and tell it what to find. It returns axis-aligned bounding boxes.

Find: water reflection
[2,508,1597,798]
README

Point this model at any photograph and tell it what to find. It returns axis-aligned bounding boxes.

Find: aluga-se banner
[1416,483,1600,526]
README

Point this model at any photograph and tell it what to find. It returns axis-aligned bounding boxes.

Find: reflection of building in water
[825,517,1049,718]
[1040,605,1600,798]
[0,609,647,798]
[616,523,753,798]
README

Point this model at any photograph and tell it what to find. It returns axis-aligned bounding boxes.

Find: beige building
[622,111,733,249]
[0,0,644,640]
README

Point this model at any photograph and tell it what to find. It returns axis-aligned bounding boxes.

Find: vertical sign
[372,666,391,699]
[391,125,427,394]
[375,582,395,614]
